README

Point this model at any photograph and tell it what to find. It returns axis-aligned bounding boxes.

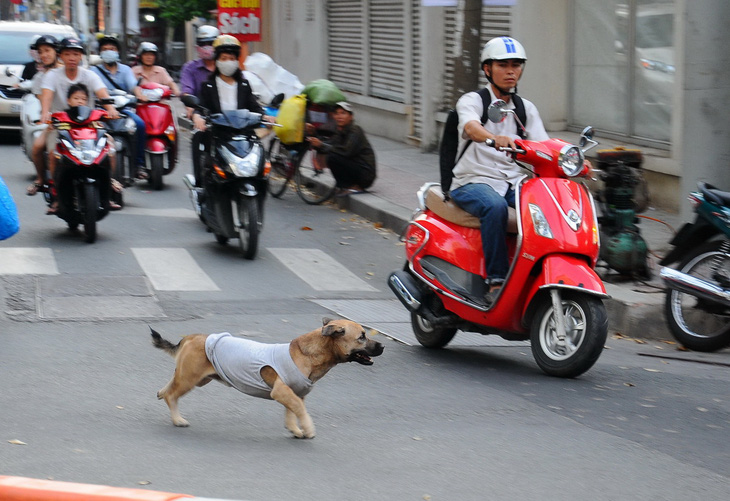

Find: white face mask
[216,60,239,77]
[100,50,120,64]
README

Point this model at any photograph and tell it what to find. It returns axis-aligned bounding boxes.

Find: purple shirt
[179,59,213,97]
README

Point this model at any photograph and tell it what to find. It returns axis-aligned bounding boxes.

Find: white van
[0,21,78,131]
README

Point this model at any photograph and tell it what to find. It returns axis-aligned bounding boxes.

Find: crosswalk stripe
[0,248,59,275]
[131,248,219,291]
[268,248,378,292]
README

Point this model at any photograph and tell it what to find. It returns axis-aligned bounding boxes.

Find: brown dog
[150,318,384,438]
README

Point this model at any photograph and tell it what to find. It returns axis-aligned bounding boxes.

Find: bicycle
[267,136,338,205]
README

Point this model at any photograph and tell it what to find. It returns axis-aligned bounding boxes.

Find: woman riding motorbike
[132,42,180,96]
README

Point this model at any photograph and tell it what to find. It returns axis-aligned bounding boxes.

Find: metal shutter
[442,4,513,110]
[327,1,366,94]
[369,0,409,102]
[411,0,423,138]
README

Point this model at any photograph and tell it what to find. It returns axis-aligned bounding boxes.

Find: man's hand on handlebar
[486,135,517,150]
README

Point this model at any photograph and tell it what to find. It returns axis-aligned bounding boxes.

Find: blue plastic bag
[0,175,20,240]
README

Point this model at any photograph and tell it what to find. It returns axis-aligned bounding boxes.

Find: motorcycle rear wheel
[238,197,259,260]
[267,138,293,198]
[411,311,457,348]
[530,291,607,378]
[664,240,730,352]
[149,154,164,191]
[82,183,98,244]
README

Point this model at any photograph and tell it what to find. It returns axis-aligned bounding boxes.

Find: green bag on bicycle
[302,79,346,106]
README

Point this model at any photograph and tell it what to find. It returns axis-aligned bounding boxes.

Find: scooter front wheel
[237,197,260,260]
[411,311,457,348]
[149,154,164,191]
[530,291,607,378]
[82,183,98,244]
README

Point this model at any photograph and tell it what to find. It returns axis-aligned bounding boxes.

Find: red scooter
[135,82,178,190]
[388,100,608,378]
[48,105,116,243]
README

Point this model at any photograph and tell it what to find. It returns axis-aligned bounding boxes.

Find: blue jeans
[125,109,146,167]
[450,183,515,283]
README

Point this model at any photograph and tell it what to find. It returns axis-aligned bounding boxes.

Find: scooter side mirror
[579,126,594,148]
[181,94,200,109]
[487,99,510,123]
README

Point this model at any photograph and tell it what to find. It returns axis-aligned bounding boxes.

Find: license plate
[10,103,21,113]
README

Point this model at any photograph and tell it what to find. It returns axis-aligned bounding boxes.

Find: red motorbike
[135,82,178,190]
[389,100,608,378]
[48,105,116,243]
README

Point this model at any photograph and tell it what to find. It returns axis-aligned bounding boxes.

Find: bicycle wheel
[295,149,337,204]
[267,138,294,198]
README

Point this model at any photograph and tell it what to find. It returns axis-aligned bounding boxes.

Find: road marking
[268,248,378,292]
[0,248,59,275]
[132,248,219,291]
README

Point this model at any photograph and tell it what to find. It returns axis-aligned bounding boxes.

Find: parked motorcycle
[135,82,178,190]
[48,104,117,243]
[388,101,608,378]
[104,89,138,187]
[660,182,730,351]
[181,95,270,260]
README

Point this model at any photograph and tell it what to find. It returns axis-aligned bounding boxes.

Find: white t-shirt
[451,84,549,196]
[216,77,238,111]
[42,66,106,113]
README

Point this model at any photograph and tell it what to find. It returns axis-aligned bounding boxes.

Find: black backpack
[439,89,527,195]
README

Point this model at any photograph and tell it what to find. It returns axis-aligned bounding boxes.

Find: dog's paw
[172,418,190,427]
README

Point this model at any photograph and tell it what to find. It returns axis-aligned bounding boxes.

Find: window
[571,0,675,144]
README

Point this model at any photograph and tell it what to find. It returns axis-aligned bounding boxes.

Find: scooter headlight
[124,117,137,134]
[219,143,262,177]
[529,203,553,239]
[61,136,107,166]
[558,145,585,177]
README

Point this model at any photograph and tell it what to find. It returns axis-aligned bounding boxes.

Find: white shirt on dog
[205,332,314,399]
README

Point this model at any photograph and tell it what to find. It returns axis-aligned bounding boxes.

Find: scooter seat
[425,186,517,234]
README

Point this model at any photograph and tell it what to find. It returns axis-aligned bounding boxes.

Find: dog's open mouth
[348,351,374,365]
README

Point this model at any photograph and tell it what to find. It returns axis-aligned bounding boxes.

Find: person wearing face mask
[191,35,268,184]
[180,25,220,186]
[91,35,149,179]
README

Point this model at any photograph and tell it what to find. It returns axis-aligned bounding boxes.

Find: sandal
[46,203,58,215]
[110,179,124,193]
[27,181,43,196]
[109,201,122,211]
[136,170,149,180]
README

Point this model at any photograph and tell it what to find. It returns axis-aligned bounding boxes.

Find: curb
[0,476,241,501]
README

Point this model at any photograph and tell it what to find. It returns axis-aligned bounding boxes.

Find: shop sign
[217,0,262,42]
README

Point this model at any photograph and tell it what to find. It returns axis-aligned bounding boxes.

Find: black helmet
[29,34,41,50]
[58,37,85,52]
[34,35,58,52]
[97,34,120,51]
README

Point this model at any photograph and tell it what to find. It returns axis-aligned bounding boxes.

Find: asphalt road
[1,130,729,500]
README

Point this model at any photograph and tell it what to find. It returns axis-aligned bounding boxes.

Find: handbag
[0,175,20,240]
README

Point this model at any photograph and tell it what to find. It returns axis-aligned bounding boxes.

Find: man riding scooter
[449,37,550,305]
[91,34,148,179]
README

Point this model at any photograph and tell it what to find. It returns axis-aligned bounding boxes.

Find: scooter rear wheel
[664,240,730,352]
[411,311,457,348]
[530,291,607,378]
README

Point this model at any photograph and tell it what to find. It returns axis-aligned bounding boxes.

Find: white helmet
[196,25,220,45]
[480,37,527,65]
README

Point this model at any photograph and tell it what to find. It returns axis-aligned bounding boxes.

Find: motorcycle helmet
[196,25,220,45]
[35,35,59,52]
[212,35,241,59]
[58,37,85,53]
[137,41,158,57]
[29,34,41,50]
[97,34,120,51]
[480,36,527,65]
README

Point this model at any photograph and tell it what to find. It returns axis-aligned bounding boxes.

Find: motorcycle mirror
[181,94,200,109]
[579,126,594,147]
[5,67,13,77]
[487,100,510,123]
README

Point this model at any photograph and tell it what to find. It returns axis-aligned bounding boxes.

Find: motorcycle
[181,95,270,260]
[660,182,730,351]
[48,104,118,243]
[104,89,138,187]
[17,79,46,163]
[388,100,608,378]
[135,82,178,190]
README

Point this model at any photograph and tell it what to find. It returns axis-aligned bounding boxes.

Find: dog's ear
[322,317,334,326]
[322,324,345,337]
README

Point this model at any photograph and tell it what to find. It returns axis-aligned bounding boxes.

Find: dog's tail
[150,326,180,356]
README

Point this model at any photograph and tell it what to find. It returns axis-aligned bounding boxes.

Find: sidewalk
[333,134,684,342]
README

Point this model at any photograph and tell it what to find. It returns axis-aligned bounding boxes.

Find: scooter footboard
[522,254,608,321]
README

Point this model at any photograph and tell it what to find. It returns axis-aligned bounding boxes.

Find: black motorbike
[181,95,269,259]
[660,182,730,352]
[105,89,138,187]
